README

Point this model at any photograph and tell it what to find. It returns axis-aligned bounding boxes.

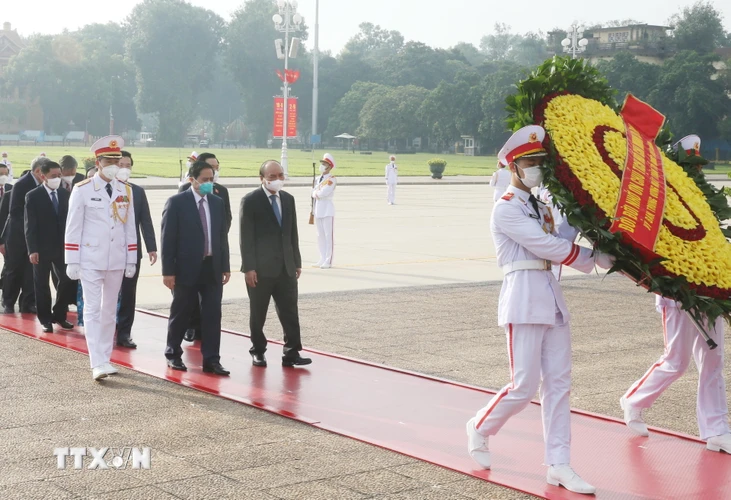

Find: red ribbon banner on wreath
[609,94,667,256]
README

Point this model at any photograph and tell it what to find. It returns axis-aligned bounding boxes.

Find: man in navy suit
[0,163,13,290]
[115,151,157,348]
[2,157,46,313]
[161,160,231,375]
[24,161,75,332]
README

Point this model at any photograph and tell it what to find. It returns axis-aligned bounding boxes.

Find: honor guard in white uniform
[1,151,13,182]
[621,135,731,453]
[385,155,398,204]
[537,185,568,281]
[65,136,137,381]
[466,126,614,495]
[312,153,337,269]
[489,159,511,203]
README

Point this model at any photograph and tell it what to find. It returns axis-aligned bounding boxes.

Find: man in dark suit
[24,161,75,332]
[115,151,157,348]
[0,163,13,290]
[59,155,85,192]
[178,152,231,342]
[241,160,312,368]
[2,157,47,313]
[162,160,231,375]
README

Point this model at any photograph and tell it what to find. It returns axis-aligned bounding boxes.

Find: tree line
[1,0,730,151]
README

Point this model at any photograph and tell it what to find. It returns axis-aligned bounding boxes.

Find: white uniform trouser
[81,269,125,369]
[316,216,334,266]
[474,315,572,465]
[387,183,396,204]
[623,306,728,439]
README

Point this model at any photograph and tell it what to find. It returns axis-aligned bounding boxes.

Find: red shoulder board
[501,192,514,201]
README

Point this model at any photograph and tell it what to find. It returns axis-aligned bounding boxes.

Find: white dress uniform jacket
[385,163,398,184]
[65,175,137,269]
[490,168,512,202]
[493,185,600,327]
[312,173,336,218]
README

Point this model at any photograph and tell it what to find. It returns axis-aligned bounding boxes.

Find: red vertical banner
[272,97,284,137]
[287,97,297,138]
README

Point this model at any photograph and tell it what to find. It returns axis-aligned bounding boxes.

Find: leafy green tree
[196,56,245,139]
[324,82,387,139]
[479,62,526,153]
[596,51,661,101]
[342,23,404,63]
[451,42,485,66]
[647,51,731,138]
[480,24,549,67]
[669,1,727,53]
[358,85,429,145]
[378,42,469,89]
[126,0,223,146]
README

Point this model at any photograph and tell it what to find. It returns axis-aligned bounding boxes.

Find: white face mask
[319,164,327,173]
[61,175,75,185]
[265,179,284,192]
[116,168,131,182]
[213,170,220,183]
[101,165,119,180]
[518,166,544,189]
[0,175,7,185]
[46,177,62,190]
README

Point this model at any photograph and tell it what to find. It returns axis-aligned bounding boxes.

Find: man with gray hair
[1,156,47,313]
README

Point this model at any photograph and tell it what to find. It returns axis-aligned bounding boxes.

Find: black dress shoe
[251,352,267,367]
[55,319,74,330]
[117,338,137,349]
[282,354,312,367]
[167,358,187,371]
[183,329,198,342]
[41,323,53,333]
[202,362,230,376]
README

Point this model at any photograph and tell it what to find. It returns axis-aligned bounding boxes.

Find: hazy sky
[4,0,731,54]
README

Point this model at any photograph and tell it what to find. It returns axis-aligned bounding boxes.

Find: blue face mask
[198,181,214,196]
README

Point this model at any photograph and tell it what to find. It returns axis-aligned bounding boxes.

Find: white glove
[66,264,80,280]
[594,251,616,270]
[125,264,137,278]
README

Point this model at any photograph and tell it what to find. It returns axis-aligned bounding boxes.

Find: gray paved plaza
[1,181,728,499]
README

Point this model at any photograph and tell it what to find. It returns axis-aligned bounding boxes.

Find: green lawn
[0,146,498,178]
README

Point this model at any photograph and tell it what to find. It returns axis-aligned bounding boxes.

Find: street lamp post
[561,25,588,59]
[273,0,303,178]
[311,0,319,149]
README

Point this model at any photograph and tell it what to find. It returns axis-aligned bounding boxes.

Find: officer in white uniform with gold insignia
[65,136,137,381]
[621,135,731,454]
[489,159,511,203]
[465,126,614,495]
[312,153,337,269]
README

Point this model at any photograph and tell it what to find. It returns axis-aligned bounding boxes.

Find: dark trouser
[33,255,72,325]
[165,258,222,364]
[188,297,202,338]
[247,268,302,358]
[2,243,35,311]
[116,259,141,340]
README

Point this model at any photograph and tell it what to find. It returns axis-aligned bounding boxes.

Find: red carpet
[2,310,730,499]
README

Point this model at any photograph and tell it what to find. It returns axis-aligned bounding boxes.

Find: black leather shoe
[251,352,267,367]
[41,323,53,333]
[3,306,14,314]
[183,329,197,342]
[282,354,312,367]
[167,358,187,371]
[117,338,137,349]
[55,319,74,330]
[203,362,230,376]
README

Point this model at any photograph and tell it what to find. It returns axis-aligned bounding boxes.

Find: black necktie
[106,183,112,198]
[528,194,541,219]
[319,175,323,183]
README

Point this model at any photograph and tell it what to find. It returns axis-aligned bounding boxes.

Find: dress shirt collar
[191,188,207,204]
[262,184,280,198]
[505,184,531,203]
[43,183,57,196]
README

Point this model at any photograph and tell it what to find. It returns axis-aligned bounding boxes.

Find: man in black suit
[0,163,13,290]
[24,161,75,332]
[59,155,85,193]
[162,160,231,375]
[115,151,157,348]
[241,160,312,368]
[2,157,46,313]
[178,152,232,342]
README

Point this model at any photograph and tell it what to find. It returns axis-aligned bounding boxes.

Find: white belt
[502,260,552,274]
